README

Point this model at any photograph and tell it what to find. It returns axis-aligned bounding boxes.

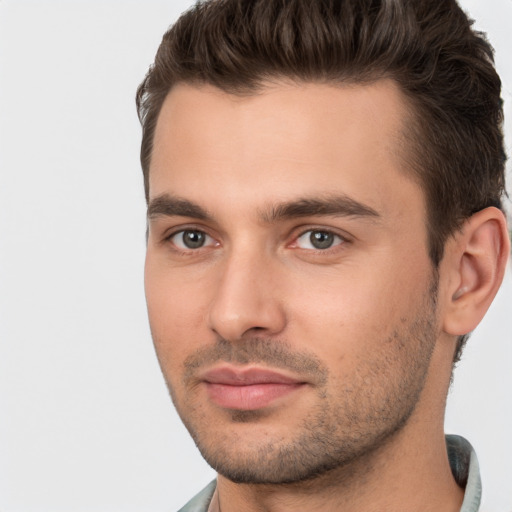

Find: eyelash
[164,228,218,253]
[162,226,350,255]
[292,228,347,251]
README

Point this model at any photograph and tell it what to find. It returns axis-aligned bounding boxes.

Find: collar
[446,434,482,512]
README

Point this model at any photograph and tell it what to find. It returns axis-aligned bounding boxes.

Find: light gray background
[0,1,511,511]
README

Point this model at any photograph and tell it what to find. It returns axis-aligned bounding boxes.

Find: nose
[207,249,287,342]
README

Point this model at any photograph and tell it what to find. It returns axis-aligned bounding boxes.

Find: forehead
[149,80,423,222]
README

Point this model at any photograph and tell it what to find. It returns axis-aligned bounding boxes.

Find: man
[136,0,509,510]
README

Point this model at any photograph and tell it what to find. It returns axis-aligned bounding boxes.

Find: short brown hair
[136,0,507,361]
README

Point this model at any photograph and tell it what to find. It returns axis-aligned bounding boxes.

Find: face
[145,81,440,484]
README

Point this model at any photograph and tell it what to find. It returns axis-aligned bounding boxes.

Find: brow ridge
[261,195,380,223]
[147,194,212,221]
[147,193,380,224]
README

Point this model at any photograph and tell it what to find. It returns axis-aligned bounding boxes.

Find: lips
[200,366,306,410]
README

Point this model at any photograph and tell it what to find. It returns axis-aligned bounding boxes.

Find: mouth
[200,365,307,411]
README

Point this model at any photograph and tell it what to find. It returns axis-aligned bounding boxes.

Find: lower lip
[205,382,304,410]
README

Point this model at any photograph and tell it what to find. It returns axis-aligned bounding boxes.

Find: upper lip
[200,366,304,386]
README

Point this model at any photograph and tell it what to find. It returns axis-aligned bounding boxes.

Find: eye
[295,230,344,250]
[169,229,216,250]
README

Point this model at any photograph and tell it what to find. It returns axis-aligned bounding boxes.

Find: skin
[145,80,509,511]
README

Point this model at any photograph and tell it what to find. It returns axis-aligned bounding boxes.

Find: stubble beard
[161,279,439,486]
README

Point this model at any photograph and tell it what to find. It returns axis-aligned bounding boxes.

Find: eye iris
[183,230,205,249]
[310,231,334,249]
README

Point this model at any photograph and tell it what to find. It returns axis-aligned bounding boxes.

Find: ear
[442,207,510,336]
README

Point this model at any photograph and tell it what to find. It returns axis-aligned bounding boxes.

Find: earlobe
[442,207,510,336]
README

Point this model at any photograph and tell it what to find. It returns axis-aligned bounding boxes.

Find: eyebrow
[261,195,380,222]
[147,193,380,223]
[147,194,212,221]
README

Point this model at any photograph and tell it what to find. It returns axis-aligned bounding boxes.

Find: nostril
[235,326,267,339]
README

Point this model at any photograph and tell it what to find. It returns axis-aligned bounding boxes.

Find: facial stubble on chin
[158,279,439,486]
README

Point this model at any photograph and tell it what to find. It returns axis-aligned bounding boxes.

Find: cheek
[286,261,428,359]
[289,270,398,333]
[144,256,210,367]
